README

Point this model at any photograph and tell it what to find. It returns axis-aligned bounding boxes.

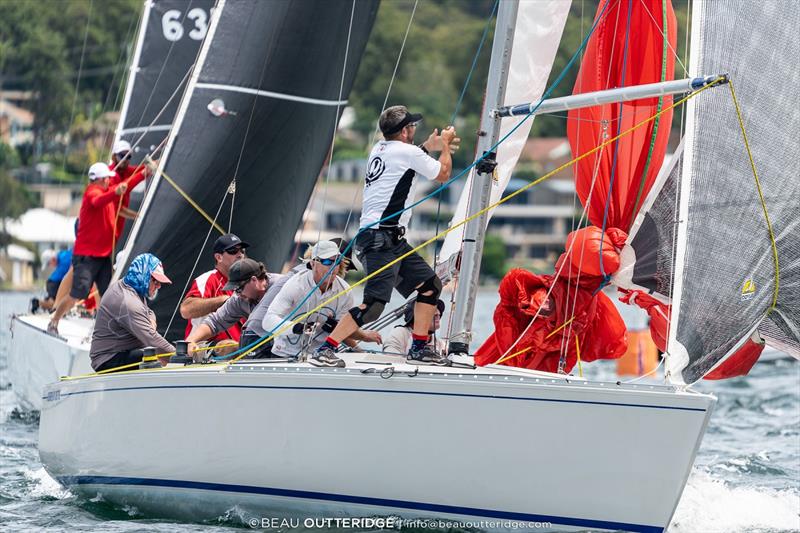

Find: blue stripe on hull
[59,475,664,533]
[48,383,706,412]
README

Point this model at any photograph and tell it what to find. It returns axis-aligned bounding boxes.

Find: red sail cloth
[567,0,677,232]
[475,229,629,374]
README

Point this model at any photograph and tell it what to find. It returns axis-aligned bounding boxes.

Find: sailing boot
[407,344,450,366]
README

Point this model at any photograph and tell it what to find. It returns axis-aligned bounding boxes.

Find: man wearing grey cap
[263,241,381,365]
[313,105,458,366]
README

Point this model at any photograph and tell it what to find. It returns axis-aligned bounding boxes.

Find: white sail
[438,0,570,263]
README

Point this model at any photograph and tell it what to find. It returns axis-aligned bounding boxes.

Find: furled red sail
[567,0,676,232]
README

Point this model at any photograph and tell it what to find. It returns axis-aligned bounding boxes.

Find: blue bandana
[124,253,162,298]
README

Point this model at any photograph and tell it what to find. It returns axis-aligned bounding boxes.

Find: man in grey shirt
[186,258,279,359]
[90,253,174,372]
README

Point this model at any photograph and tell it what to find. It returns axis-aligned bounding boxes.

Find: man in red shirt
[48,162,127,335]
[180,233,250,345]
[109,140,150,246]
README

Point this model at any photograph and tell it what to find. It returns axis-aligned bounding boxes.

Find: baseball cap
[88,162,115,181]
[151,262,172,284]
[222,258,265,291]
[112,139,132,155]
[379,105,423,136]
[213,233,251,254]
[309,240,340,260]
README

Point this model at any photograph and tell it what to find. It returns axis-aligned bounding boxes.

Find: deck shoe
[310,347,346,368]
[407,345,450,366]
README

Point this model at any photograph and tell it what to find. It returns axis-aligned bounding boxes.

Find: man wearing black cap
[314,105,458,366]
[180,233,250,346]
[185,257,278,360]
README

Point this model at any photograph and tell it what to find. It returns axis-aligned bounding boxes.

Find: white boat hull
[39,355,714,532]
[8,314,92,411]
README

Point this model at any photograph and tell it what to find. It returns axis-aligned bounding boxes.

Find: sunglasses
[224,247,244,255]
[315,257,339,266]
[116,151,131,160]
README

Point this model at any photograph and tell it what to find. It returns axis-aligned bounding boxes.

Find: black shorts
[239,330,274,359]
[70,255,112,299]
[355,228,436,304]
[45,279,60,300]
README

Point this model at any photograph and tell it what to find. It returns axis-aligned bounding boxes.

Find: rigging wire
[61,0,94,172]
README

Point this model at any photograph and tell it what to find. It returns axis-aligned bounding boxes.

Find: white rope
[622,353,664,383]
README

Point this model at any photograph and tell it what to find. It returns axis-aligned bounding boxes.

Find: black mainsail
[115,0,214,164]
[118,0,379,337]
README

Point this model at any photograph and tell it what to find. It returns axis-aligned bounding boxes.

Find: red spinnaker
[567,0,677,231]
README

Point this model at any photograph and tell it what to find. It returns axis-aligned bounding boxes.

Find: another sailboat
[8,0,214,411]
[32,1,764,530]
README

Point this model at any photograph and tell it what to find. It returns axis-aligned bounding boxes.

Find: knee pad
[416,275,442,305]
[348,296,386,326]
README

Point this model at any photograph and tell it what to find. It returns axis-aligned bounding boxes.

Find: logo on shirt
[365,157,386,186]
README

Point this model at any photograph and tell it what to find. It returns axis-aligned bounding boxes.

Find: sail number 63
[162,8,209,42]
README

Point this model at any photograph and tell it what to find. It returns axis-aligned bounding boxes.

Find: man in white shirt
[313,105,457,367]
[263,241,381,364]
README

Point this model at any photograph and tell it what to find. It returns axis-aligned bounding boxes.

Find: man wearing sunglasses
[313,105,458,366]
[180,233,250,348]
[264,241,381,365]
[185,258,280,360]
[108,140,152,244]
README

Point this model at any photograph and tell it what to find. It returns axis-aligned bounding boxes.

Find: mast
[448,0,519,355]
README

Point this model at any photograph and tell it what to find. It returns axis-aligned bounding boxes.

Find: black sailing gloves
[475,151,498,175]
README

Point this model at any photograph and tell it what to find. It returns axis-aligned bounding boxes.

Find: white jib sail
[438,0,571,263]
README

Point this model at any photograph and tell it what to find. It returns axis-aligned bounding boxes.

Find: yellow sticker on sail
[741,279,756,301]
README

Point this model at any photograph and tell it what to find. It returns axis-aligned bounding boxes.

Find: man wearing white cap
[109,139,151,244]
[263,241,381,365]
[48,162,128,335]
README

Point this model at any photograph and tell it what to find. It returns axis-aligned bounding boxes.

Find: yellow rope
[494,346,531,365]
[575,335,583,378]
[160,169,226,235]
[727,81,780,310]
[62,78,725,379]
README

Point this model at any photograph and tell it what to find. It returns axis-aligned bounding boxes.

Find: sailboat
[8,0,214,411]
[35,0,797,531]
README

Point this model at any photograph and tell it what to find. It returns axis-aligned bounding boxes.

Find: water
[1,290,798,532]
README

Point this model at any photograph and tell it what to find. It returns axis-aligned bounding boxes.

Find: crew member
[265,241,381,365]
[383,299,446,355]
[89,253,173,372]
[185,258,280,359]
[314,105,457,366]
[180,233,249,347]
[108,139,150,243]
[48,162,127,335]
[40,247,72,311]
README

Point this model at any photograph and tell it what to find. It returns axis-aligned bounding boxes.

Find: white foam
[23,467,71,500]
[670,470,800,532]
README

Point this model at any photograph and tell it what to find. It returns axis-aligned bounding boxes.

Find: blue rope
[214,0,616,361]
[596,0,631,294]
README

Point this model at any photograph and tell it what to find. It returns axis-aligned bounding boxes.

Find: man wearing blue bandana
[89,253,174,372]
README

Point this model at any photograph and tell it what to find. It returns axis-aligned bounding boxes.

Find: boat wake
[670,469,800,533]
